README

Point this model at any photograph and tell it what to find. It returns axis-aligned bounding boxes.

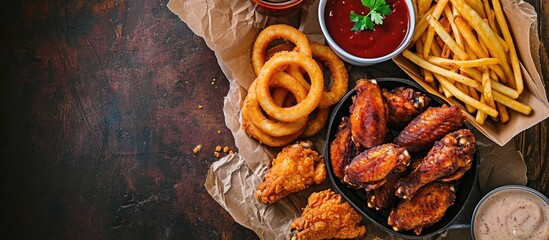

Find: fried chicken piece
[330,117,359,180]
[350,79,388,148]
[366,171,406,210]
[395,129,476,200]
[256,141,326,204]
[382,87,431,129]
[290,189,366,240]
[395,105,465,152]
[344,144,410,190]
[388,182,456,235]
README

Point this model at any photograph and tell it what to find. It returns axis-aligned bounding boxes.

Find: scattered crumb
[217,130,221,134]
[211,81,215,85]
[214,152,220,158]
[193,144,202,154]
[223,146,229,153]
[215,145,222,152]
[198,105,203,109]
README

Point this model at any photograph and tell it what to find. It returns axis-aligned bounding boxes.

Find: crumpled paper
[167,0,537,239]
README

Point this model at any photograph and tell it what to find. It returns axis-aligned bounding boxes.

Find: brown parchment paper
[167,0,537,239]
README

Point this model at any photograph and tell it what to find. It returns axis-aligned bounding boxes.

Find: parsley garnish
[350,0,392,31]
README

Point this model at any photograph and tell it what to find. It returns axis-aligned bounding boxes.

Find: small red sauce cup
[318,0,415,66]
[250,0,304,16]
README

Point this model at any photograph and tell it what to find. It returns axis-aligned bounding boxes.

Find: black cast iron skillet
[323,77,480,239]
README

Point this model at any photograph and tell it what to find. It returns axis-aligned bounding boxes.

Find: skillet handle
[446,223,470,230]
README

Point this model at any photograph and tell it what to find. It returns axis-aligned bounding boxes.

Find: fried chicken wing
[395,105,465,152]
[350,79,388,148]
[330,117,359,180]
[366,171,406,210]
[388,182,456,235]
[289,189,366,240]
[344,144,410,190]
[256,141,326,204]
[382,87,430,129]
[395,129,476,199]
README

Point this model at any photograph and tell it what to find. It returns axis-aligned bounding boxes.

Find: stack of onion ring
[242,24,348,147]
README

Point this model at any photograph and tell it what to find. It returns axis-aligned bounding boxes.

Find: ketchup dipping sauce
[472,186,549,240]
[324,0,409,58]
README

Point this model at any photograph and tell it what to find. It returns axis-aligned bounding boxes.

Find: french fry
[427,56,500,68]
[492,0,523,94]
[430,37,443,57]
[418,0,433,18]
[464,0,487,19]
[404,50,480,88]
[416,39,435,83]
[450,0,514,89]
[412,0,450,43]
[427,15,469,60]
[433,73,454,97]
[444,5,463,48]
[492,91,532,115]
[482,66,495,107]
[454,16,488,58]
[460,67,519,99]
[476,95,488,124]
[469,86,480,101]
[412,0,420,23]
[423,26,436,59]
[482,19,508,52]
[497,102,510,123]
[456,82,477,113]
[439,77,498,117]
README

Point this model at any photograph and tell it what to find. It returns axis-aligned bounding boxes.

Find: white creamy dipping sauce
[473,188,549,240]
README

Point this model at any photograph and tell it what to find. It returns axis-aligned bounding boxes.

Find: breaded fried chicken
[256,141,326,204]
[290,189,366,240]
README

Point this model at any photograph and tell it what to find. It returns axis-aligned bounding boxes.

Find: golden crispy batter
[350,79,388,148]
[396,129,476,200]
[395,105,465,152]
[256,141,326,204]
[329,117,358,180]
[382,87,430,129]
[290,189,366,240]
[388,182,456,235]
[344,144,410,190]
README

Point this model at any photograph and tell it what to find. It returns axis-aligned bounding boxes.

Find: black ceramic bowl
[323,78,480,239]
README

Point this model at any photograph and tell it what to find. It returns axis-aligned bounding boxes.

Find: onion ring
[256,51,324,122]
[252,24,312,76]
[310,42,348,108]
[248,73,309,137]
[265,43,295,61]
[271,87,290,107]
[287,65,312,89]
[301,107,330,137]
[286,43,347,108]
[242,83,305,147]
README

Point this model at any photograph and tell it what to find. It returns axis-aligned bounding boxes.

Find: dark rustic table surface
[1,0,547,239]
